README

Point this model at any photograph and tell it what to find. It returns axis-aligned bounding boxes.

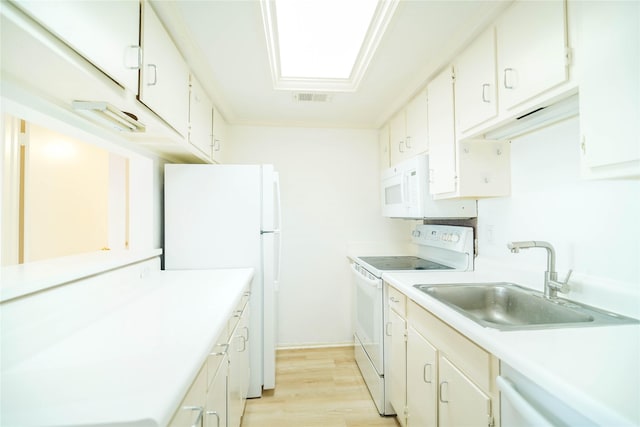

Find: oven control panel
[411,225,473,253]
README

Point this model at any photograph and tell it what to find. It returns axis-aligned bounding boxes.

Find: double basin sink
[414,282,639,330]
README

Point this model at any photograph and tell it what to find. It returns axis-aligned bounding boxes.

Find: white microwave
[381,155,477,219]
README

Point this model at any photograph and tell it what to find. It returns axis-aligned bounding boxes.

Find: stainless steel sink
[414,282,639,330]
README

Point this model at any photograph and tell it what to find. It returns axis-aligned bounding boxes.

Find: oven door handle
[351,264,382,288]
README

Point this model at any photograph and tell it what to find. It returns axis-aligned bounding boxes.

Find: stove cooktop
[358,256,453,271]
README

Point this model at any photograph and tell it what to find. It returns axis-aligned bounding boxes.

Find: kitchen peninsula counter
[383,265,640,426]
[1,268,254,426]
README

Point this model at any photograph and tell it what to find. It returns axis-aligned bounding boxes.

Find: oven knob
[451,234,460,243]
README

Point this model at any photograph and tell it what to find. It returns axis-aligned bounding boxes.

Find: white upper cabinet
[13,0,141,95]
[427,67,457,196]
[496,0,568,112]
[454,26,498,134]
[405,90,429,156]
[389,90,429,166]
[140,1,190,138]
[428,66,510,199]
[389,110,408,165]
[212,107,228,163]
[189,75,214,160]
[379,124,390,171]
[577,0,640,179]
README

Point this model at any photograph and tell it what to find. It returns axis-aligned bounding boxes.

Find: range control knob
[450,234,460,243]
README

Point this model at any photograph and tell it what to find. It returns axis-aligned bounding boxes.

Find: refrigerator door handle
[273,229,282,287]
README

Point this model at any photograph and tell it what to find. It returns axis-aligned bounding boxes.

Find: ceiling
[152,0,511,129]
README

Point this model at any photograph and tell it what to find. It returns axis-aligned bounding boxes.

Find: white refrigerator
[164,164,281,398]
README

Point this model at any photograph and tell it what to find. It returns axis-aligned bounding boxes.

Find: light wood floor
[241,346,400,427]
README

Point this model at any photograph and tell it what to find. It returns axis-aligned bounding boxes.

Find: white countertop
[0,268,254,427]
[382,269,640,426]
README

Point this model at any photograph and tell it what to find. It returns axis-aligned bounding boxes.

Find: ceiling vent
[293,92,332,103]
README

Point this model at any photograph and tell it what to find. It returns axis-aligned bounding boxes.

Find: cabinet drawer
[407,300,492,393]
[387,284,407,316]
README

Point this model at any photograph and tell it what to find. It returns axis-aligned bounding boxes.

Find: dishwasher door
[498,363,597,427]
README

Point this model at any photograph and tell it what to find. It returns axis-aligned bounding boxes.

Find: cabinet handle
[238,334,247,352]
[481,83,491,103]
[503,68,515,89]
[389,296,400,304]
[206,411,221,427]
[385,321,392,337]
[405,136,412,149]
[213,139,221,151]
[210,343,229,356]
[398,140,405,153]
[125,45,142,69]
[423,363,433,383]
[182,406,203,427]
[439,381,449,403]
[147,64,158,86]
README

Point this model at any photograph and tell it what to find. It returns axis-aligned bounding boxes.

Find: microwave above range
[381,154,476,219]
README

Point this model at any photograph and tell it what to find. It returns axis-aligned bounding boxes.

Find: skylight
[261,0,399,92]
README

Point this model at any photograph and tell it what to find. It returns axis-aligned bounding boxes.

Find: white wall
[227,125,410,347]
[477,116,640,317]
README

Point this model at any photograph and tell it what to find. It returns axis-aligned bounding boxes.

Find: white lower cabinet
[389,308,407,426]
[406,325,437,427]
[387,284,499,427]
[206,355,228,427]
[169,287,251,427]
[229,304,250,427]
[438,355,491,427]
[169,365,207,427]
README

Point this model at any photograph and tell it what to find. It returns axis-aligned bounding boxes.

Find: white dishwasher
[498,362,597,427]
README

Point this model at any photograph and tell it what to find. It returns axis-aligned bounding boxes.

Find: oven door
[351,263,384,374]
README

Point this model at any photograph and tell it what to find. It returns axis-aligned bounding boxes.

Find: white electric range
[351,224,475,415]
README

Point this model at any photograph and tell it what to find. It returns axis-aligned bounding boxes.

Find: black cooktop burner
[359,256,452,271]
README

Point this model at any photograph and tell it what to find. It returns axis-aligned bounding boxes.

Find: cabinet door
[455,26,498,133]
[228,307,250,427]
[438,356,491,427]
[496,0,568,111]
[578,1,640,178]
[427,67,457,195]
[189,76,213,160]
[379,125,390,171]
[169,365,207,427]
[389,111,407,165]
[406,326,437,427]
[206,357,228,427]
[14,0,141,94]
[405,90,429,156]
[212,108,227,163]
[389,308,407,426]
[140,1,189,137]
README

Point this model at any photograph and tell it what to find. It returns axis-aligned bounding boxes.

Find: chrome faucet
[507,241,571,298]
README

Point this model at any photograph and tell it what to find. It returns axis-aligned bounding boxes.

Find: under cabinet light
[72,101,145,133]
[483,94,578,140]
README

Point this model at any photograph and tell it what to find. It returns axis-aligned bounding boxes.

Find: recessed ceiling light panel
[261,0,399,92]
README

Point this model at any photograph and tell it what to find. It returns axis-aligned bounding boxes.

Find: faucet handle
[550,269,572,294]
[562,269,573,285]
